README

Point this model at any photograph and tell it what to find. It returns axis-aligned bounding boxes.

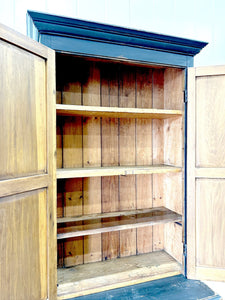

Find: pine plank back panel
[56,56,184,268]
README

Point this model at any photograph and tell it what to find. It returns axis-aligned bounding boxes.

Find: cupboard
[0,10,224,300]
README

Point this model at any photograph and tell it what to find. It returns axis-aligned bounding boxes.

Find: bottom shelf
[57,250,182,299]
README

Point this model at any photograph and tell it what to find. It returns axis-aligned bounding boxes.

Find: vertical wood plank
[119,65,136,257]
[63,178,83,266]
[152,69,164,251]
[101,64,120,260]
[136,67,153,254]
[57,180,64,267]
[62,59,83,266]
[83,62,102,263]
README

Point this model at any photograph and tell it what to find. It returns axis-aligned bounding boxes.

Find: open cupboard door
[0,24,56,299]
[187,66,225,281]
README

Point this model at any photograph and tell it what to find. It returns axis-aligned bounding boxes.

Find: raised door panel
[187,66,225,281]
[0,190,47,299]
[0,23,56,299]
[0,39,46,180]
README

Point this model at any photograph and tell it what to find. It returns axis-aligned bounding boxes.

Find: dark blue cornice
[27,10,207,67]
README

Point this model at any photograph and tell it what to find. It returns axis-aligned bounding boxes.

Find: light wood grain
[119,66,137,257]
[196,179,225,268]
[41,46,57,299]
[152,69,165,251]
[56,104,182,119]
[0,40,46,180]
[0,190,48,300]
[55,58,185,291]
[83,62,102,264]
[187,67,196,278]
[195,65,225,76]
[164,223,183,264]
[57,165,181,179]
[61,60,83,267]
[57,251,181,299]
[196,267,225,282]
[57,207,182,239]
[187,66,225,281]
[101,64,120,261]
[163,68,184,264]
[0,21,48,58]
[195,168,225,178]
[136,67,153,254]
[0,174,49,198]
[196,75,225,167]
[57,206,173,223]
[0,25,56,299]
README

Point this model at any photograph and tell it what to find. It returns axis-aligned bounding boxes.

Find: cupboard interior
[56,54,184,298]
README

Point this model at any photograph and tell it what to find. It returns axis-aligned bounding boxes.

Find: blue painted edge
[39,33,193,68]
[27,10,207,68]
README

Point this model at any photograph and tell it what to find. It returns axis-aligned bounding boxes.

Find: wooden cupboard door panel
[0,23,56,299]
[0,190,47,300]
[196,75,225,167]
[0,39,46,180]
[187,66,225,281]
[196,180,225,268]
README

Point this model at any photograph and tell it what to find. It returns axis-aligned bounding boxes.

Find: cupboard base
[57,250,181,299]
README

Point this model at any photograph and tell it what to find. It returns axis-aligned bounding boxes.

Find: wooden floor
[57,251,181,299]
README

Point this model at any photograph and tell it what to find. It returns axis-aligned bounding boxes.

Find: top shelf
[56,104,183,119]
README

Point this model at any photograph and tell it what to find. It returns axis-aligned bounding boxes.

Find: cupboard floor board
[57,250,181,299]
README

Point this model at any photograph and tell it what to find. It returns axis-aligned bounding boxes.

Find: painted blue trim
[40,33,194,67]
[27,10,207,68]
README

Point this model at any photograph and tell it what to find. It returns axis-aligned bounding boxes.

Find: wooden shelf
[57,164,181,179]
[56,104,183,119]
[57,207,182,240]
[57,250,181,299]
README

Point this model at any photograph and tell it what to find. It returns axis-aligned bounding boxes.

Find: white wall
[0,0,225,66]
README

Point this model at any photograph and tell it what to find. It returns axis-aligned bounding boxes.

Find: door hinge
[183,244,187,257]
[183,90,188,103]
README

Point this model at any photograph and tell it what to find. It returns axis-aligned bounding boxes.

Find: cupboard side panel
[136,67,153,254]
[163,68,184,264]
